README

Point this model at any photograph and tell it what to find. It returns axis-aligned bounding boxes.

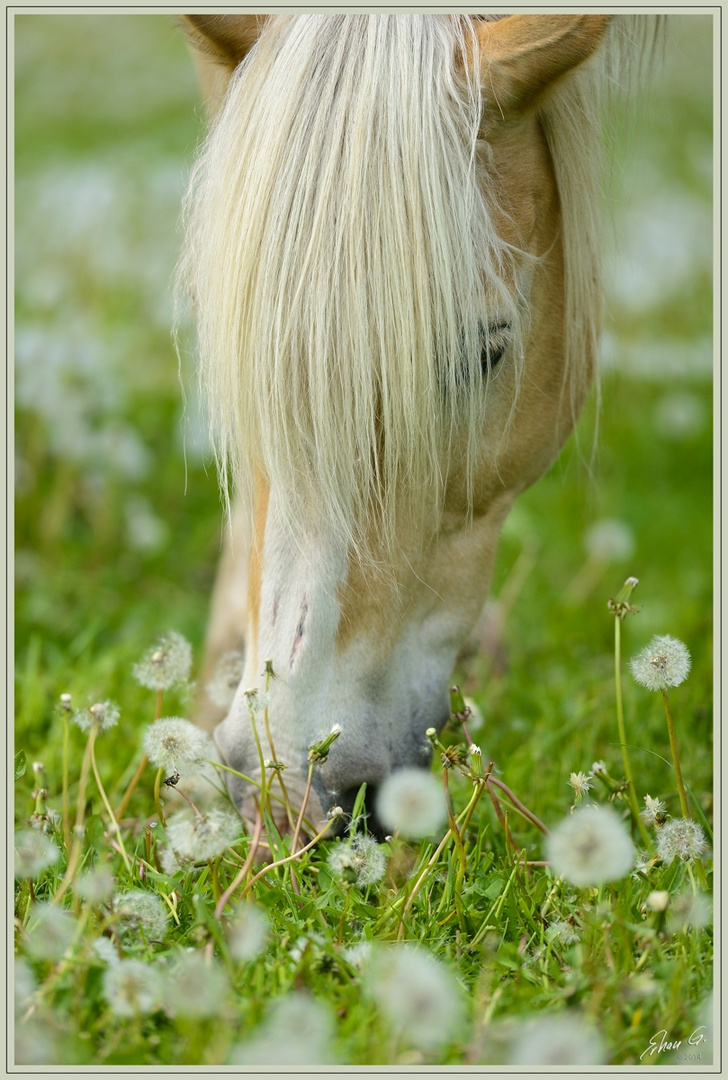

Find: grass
[13,12,713,1069]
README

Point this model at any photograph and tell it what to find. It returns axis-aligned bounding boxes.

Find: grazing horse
[178,14,655,834]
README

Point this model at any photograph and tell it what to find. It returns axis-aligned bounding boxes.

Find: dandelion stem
[239,818,333,900]
[214,809,264,919]
[61,709,71,854]
[89,737,132,876]
[153,767,166,827]
[290,762,315,857]
[487,776,549,835]
[115,753,149,821]
[660,688,690,820]
[247,701,269,818]
[614,615,652,848]
[54,729,96,903]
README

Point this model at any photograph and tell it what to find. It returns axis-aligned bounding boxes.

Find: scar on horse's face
[181,14,612,835]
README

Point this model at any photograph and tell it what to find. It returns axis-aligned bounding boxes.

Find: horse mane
[177,14,660,560]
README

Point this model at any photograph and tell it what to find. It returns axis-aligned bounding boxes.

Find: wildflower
[630,635,691,691]
[545,804,634,887]
[228,904,270,963]
[327,835,386,888]
[143,717,215,776]
[133,631,193,691]
[229,993,335,1066]
[641,794,668,827]
[655,817,707,863]
[72,699,120,733]
[584,518,635,562]
[206,649,246,708]
[113,889,168,944]
[102,958,163,1017]
[24,902,76,961]
[14,829,60,879]
[568,771,593,801]
[242,687,270,713]
[667,890,712,934]
[163,807,241,865]
[75,866,115,904]
[161,949,230,1018]
[365,944,464,1049]
[508,1013,607,1066]
[375,768,447,839]
[591,760,607,775]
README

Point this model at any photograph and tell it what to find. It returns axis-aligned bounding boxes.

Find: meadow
[13,14,713,1069]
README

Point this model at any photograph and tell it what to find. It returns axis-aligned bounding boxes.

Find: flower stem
[89,737,132,875]
[660,688,691,820]
[614,615,652,848]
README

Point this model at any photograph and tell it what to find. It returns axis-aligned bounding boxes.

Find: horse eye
[481,323,510,372]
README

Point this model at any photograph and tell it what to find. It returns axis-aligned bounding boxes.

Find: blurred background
[14,15,713,803]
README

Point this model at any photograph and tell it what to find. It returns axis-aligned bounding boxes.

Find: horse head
[178,14,627,834]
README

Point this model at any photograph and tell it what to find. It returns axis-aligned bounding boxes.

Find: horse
[177,14,658,836]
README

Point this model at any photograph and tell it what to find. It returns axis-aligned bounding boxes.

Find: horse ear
[474,14,612,115]
[180,15,266,68]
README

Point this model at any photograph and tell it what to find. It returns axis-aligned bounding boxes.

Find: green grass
[14,13,713,1068]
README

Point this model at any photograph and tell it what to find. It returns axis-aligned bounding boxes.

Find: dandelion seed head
[630,634,691,691]
[164,807,241,865]
[102,958,163,1016]
[206,649,246,708]
[656,817,707,863]
[591,760,607,775]
[645,890,670,913]
[327,835,386,888]
[161,950,230,1018]
[641,794,668,827]
[341,940,373,970]
[546,919,580,946]
[545,804,635,887]
[509,1013,607,1066]
[375,768,447,839]
[92,936,120,966]
[14,959,37,1014]
[76,866,115,904]
[113,889,169,944]
[14,829,60,879]
[568,771,593,799]
[133,631,193,691]
[365,944,463,1049]
[228,904,269,963]
[24,902,76,961]
[143,717,215,776]
[72,699,120,733]
[229,993,335,1066]
[667,890,712,933]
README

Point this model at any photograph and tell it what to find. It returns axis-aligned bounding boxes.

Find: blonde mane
[178,14,658,557]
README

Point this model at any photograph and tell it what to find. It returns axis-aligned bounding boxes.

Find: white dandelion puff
[375,768,447,839]
[143,717,216,776]
[546,920,580,946]
[113,889,169,944]
[591,760,607,775]
[365,944,464,1049]
[161,950,230,1018]
[656,818,707,863]
[24,902,76,961]
[509,1013,607,1066]
[229,993,335,1066]
[206,649,246,708]
[630,635,691,691]
[72,699,120,733]
[667,890,712,933]
[584,518,635,562]
[133,631,193,691]
[102,958,163,1017]
[14,959,37,1014]
[92,936,120,966]
[164,807,241,865]
[641,794,668,827]
[545,804,635,887]
[228,904,270,963]
[14,829,60,879]
[327,835,386,888]
[645,890,670,913]
[75,866,115,904]
[568,771,593,800]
